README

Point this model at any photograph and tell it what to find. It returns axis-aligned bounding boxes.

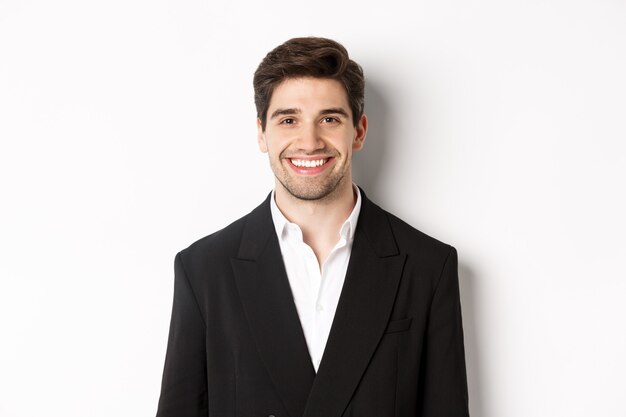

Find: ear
[352,114,368,151]
[257,118,268,153]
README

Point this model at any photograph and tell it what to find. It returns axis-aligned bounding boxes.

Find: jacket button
[268,415,276,417]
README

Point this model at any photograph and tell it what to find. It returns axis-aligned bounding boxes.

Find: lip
[286,157,334,175]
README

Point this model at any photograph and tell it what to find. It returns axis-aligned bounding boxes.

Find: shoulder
[179,216,246,260]
[362,195,455,266]
[177,195,271,266]
[372,204,458,295]
[387,209,452,254]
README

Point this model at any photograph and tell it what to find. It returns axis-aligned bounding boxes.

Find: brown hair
[253,37,365,130]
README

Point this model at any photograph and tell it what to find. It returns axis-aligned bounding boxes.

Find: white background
[1,0,625,416]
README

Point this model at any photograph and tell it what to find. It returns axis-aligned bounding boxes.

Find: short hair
[253,37,365,130]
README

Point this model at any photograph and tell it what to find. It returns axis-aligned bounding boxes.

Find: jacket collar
[269,184,362,245]
[237,187,397,260]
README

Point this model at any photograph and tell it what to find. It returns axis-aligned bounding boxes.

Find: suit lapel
[231,195,315,417]
[303,192,407,417]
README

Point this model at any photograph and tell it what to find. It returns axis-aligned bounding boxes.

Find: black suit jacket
[156,190,470,417]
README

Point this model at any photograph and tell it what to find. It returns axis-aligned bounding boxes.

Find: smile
[289,158,329,168]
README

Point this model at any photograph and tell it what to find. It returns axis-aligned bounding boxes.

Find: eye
[280,118,296,125]
[322,116,339,124]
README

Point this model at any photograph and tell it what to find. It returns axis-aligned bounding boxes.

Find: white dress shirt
[270,186,362,372]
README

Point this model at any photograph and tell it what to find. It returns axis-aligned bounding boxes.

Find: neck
[274,177,357,265]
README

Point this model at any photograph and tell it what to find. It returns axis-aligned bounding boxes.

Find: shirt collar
[270,185,362,243]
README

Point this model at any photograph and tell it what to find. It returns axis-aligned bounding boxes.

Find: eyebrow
[269,107,350,120]
[270,108,301,119]
[320,108,350,118]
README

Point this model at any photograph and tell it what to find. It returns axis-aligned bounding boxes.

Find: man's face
[257,77,367,201]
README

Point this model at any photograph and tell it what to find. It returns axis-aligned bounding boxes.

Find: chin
[282,178,347,202]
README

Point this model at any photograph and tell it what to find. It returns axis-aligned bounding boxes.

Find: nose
[295,123,324,153]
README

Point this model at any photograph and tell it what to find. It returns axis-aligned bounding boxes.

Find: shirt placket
[297,240,319,369]
[313,234,349,370]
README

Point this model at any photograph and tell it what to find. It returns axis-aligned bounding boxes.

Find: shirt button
[316,304,324,312]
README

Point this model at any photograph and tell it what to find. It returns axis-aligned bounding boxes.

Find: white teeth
[290,158,328,167]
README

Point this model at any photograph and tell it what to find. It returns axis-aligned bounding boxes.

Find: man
[156,37,470,417]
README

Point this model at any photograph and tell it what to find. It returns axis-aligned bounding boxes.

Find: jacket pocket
[384,317,412,334]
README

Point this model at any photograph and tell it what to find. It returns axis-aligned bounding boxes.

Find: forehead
[268,77,350,112]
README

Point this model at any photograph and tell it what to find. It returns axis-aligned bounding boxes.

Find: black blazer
[156,190,470,417]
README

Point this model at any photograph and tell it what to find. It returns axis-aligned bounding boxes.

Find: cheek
[264,132,291,150]
[340,133,357,154]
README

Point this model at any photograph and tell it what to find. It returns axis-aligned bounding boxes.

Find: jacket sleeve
[420,246,470,416]
[156,252,208,417]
